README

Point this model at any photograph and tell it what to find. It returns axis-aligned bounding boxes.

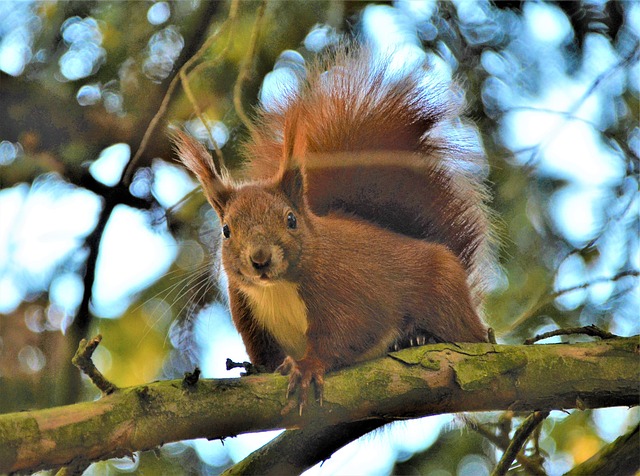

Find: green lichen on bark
[389,347,429,365]
[388,345,441,370]
[325,363,396,407]
[420,357,441,371]
[454,347,528,392]
[0,414,37,469]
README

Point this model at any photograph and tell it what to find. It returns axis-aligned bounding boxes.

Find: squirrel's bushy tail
[244,45,494,305]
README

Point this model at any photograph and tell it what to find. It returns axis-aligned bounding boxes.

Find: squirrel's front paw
[276,356,325,415]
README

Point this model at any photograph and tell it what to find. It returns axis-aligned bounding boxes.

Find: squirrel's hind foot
[390,333,441,352]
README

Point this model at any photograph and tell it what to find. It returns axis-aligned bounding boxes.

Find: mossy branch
[0,337,638,474]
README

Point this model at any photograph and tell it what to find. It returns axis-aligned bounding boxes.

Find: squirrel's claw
[277,356,325,415]
[276,356,295,375]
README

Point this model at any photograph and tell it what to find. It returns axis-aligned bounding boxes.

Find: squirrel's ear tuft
[170,129,233,217]
[279,165,305,209]
[171,129,214,180]
[279,112,306,208]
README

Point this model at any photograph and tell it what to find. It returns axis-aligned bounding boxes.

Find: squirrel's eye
[287,212,297,230]
[222,224,230,239]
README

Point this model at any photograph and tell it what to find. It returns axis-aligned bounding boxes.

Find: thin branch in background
[497,411,514,443]
[504,62,639,333]
[71,335,118,396]
[473,423,546,476]
[179,70,225,173]
[506,105,639,171]
[178,0,242,175]
[184,0,240,81]
[532,421,543,460]
[506,270,639,334]
[222,420,388,475]
[490,411,550,476]
[59,197,118,405]
[518,46,640,171]
[233,0,267,133]
[548,270,639,299]
[524,324,618,345]
[185,0,240,79]
[122,0,239,184]
[506,106,602,129]
[553,187,638,282]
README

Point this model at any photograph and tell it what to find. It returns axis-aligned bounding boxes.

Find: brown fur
[173,45,492,406]
[174,130,485,371]
[243,46,493,304]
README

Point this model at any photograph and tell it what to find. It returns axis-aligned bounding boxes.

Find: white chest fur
[240,281,308,360]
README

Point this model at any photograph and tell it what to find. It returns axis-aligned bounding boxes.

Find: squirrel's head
[173,131,308,288]
[218,180,307,287]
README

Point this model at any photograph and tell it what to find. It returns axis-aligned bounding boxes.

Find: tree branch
[71,335,118,396]
[0,337,637,474]
[121,0,224,184]
[506,270,639,335]
[232,0,267,133]
[473,422,546,475]
[223,420,386,475]
[565,423,639,476]
[491,411,549,476]
[524,324,618,345]
[57,194,117,405]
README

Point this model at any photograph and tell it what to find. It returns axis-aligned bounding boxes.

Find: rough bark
[0,338,637,474]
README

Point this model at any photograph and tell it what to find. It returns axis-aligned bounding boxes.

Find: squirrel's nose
[250,247,272,271]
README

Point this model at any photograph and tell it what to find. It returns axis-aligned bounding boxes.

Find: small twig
[497,411,514,441]
[553,192,637,276]
[504,106,601,129]
[71,335,118,396]
[521,47,639,171]
[122,0,239,184]
[179,69,225,174]
[473,423,546,476]
[233,0,267,132]
[226,358,263,375]
[548,270,636,305]
[177,0,241,175]
[491,411,550,476]
[182,367,201,389]
[506,270,639,334]
[524,325,619,345]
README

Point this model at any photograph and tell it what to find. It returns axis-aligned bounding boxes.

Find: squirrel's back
[244,45,493,305]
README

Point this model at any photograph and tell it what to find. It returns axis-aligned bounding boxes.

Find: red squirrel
[174,45,492,410]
